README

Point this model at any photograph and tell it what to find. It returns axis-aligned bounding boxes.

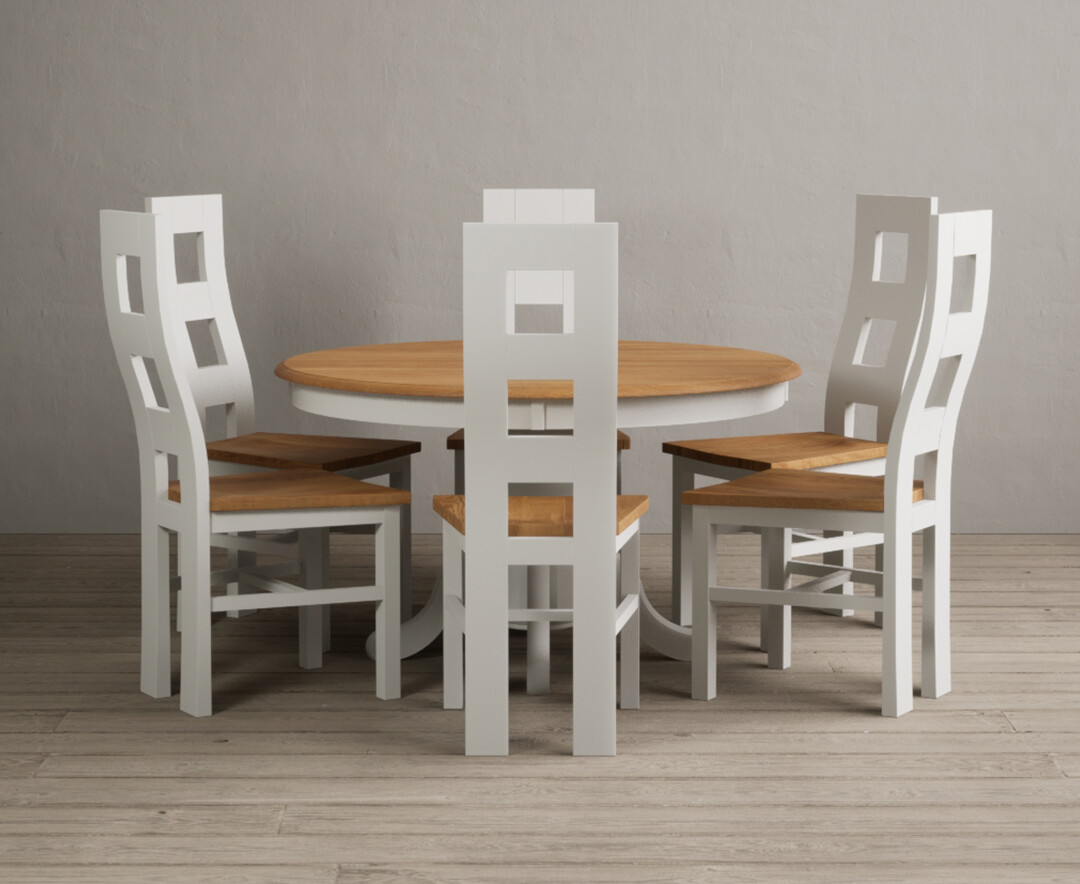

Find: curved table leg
[639,581,692,661]
[365,578,445,660]
[367,578,693,663]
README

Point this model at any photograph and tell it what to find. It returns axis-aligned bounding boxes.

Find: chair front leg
[453,448,465,495]
[227,531,258,619]
[822,530,854,617]
[442,525,464,710]
[388,461,412,620]
[763,527,791,671]
[874,543,885,628]
[759,531,769,653]
[691,513,718,700]
[298,528,328,671]
[178,527,213,718]
[671,458,696,626]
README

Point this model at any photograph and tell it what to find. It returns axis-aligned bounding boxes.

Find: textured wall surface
[2,0,1077,533]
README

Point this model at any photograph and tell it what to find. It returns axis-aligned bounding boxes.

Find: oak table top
[274,339,801,400]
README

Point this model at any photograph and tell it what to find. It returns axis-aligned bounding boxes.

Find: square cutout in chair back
[853,317,897,368]
[121,255,144,314]
[173,232,203,284]
[131,354,167,409]
[874,231,909,283]
[186,319,226,368]
[507,269,574,334]
[951,254,977,314]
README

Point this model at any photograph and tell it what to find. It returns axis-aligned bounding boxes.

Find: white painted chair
[145,194,420,627]
[665,195,941,633]
[686,203,991,716]
[447,189,631,697]
[102,208,405,716]
[435,219,644,755]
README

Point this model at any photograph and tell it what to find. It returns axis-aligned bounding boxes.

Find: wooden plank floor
[0,533,1078,882]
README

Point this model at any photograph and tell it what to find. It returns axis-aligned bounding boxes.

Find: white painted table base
[288,376,791,662]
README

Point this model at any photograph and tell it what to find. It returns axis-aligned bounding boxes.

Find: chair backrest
[101,209,211,522]
[885,207,992,508]
[824,195,939,441]
[143,194,256,439]
[483,189,595,335]
[483,188,595,223]
[462,216,619,574]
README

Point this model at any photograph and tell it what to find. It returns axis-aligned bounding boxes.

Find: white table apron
[289,380,791,662]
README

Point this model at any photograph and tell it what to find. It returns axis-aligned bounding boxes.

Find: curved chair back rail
[824,194,940,441]
[885,208,993,507]
[102,209,210,515]
[143,194,256,438]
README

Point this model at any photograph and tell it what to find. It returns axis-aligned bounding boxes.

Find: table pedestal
[366,567,692,662]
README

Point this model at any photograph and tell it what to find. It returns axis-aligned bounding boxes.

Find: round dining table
[275,339,801,661]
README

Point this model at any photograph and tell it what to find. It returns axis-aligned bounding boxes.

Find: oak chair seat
[663,431,885,472]
[208,431,421,471]
[169,469,411,512]
[433,494,649,537]
[683,469,923,513]
[446,428,631,451]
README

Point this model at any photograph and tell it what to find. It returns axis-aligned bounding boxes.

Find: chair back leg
[921,520,951,698]
[670,459,696,626]
[526,566,551,695]
[178,526,214,718]
[374,509,402,700]
[691,514,719,701]
[762,527,792,671]
[298,528,329,670]
[619,533,641,710]
[141,521,172,698]
[882,519,915,717]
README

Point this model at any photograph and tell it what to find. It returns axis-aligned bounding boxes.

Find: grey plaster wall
[1,0,1076,533]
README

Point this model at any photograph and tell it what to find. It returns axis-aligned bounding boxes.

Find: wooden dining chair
[102,208,406,715]
[435,220,645,755]
[445,189,633,696]
[145,194,421,630]
[686,205,991,716]
[664,195,941,636]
